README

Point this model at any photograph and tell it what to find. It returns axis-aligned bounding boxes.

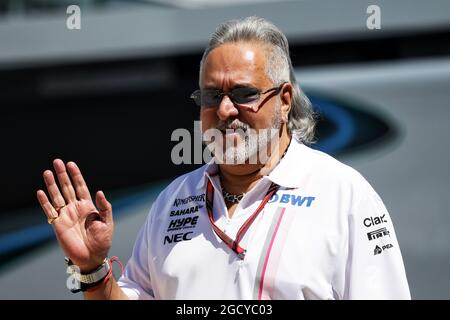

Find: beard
[202,104,283,165]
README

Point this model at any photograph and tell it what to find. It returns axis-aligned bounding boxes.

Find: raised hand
[36,159,114,272]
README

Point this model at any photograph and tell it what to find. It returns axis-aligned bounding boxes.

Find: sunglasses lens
[232,87,260,104]
[193,87,263,107]
[201,90,222,106]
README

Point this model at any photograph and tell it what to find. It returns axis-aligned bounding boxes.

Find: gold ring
[47,216,59,225]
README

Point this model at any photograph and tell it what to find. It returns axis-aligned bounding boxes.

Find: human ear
[280,83,293,123]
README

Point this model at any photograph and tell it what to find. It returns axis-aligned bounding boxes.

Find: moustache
[215,119,250,132]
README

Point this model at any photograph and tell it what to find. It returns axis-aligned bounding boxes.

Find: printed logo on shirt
[374,243,394,255]
[170,205,203,217]
[374,245,382,255]
[167,216,199,232]
[268,193,315,207]
[173,194,205,207]
[367,227,390,241]
[163,232,194,245]
[363,214,387,227]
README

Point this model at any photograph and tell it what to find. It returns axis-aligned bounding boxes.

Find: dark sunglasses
[190,82,287,108]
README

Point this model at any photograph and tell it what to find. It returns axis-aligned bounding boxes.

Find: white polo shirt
[117,139,411,300]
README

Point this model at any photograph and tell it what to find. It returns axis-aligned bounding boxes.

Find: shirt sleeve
[343,184,411,299]
[117,206,155,300]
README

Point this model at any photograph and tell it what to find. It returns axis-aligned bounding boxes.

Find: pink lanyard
[205,179,279,259]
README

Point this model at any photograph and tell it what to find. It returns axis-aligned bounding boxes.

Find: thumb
[95,190,112,223]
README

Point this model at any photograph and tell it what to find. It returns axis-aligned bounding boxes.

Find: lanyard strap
[205,179,279,259]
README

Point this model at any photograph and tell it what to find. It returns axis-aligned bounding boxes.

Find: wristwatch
[65,257,110,293]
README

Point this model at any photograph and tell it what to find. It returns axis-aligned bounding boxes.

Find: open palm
[37,159,113,272]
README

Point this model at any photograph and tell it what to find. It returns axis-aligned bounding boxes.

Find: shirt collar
[265,138,312,189]
[195,138,311,191]
[195,159,219,191]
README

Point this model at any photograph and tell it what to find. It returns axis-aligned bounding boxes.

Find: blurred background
[0,0,449,299]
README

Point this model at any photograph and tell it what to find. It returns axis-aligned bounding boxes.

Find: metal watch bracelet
[65,257,110,284]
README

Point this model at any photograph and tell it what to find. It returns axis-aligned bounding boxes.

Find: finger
[53,159,77,203]
[43,170,66,208]
[96,191,112,224]
[66,161,92,201]
[36,190,59,221]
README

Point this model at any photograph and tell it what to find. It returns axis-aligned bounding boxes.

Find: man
[36,16,410,299]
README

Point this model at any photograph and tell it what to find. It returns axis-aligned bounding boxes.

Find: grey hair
[200,16,316,144]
